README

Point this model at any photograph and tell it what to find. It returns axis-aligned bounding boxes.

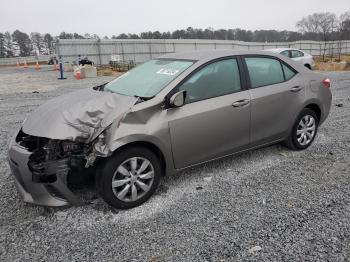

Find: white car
[265,48,315,70]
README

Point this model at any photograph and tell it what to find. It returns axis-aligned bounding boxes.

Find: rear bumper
[7,135,84,207]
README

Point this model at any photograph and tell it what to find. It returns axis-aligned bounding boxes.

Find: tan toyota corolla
[8,50,332,209]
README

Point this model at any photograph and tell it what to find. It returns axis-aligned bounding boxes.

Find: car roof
[159,49,281,61]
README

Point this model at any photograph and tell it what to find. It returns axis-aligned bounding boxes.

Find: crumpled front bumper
[7,135,84,207]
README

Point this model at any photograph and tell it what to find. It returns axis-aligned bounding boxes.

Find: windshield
[106,59,194,97]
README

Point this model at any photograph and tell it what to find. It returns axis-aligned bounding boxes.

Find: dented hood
[22,88,138,142]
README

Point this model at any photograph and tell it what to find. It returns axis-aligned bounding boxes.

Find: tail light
[322,78,330,88]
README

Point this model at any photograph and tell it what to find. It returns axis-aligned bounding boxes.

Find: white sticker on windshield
[156,68,179,76]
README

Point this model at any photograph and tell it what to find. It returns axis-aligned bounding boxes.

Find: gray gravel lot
[0,66,349,261]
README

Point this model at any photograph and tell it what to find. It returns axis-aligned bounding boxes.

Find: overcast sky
[0,0,349,36]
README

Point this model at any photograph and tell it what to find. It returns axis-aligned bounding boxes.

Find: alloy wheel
[111,157,155,202]
[296,115,316,146]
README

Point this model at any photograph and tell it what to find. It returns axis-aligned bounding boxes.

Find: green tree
[4,31,14,57]
[59,32,73,39]
[12,30,32,56]
[0,33,5,58]
[43,33,54,54]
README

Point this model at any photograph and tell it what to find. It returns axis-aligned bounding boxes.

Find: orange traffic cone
[76,70,81,80]
[16,61,20,68]
[35,61,41,70]
[54,62,58,71]
[23,60,28,68]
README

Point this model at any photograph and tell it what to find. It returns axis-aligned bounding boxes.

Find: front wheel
[283,108,318,150]
[96,147,161,209]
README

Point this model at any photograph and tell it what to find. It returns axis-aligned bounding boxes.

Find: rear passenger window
[282,63,296,80]
[245,57,285,88]
[281,50,290,58]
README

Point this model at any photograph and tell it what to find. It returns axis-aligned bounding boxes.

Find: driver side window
[178,58,241,103]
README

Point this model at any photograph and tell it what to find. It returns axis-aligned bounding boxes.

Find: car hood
[22,88,138,143]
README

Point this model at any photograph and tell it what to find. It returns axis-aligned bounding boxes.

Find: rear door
[243,56,305,146]
[167,58,251,169]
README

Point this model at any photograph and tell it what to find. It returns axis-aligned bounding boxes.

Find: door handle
[232,99,250,107]
[290,86,303,92]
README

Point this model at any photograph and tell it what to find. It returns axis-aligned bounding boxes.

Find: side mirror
[169,90,186,108]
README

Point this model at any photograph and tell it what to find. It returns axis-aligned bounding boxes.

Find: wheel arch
[304,63,311,70]
[109,140,168,176]
[304,103,321,122]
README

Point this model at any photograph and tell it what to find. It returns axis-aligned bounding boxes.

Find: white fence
[0,55,51,66]
[1,39,350,66]
[54,39,350,65]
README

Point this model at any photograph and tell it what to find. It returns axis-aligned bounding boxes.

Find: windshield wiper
[93,82,108,91]
[134,95,154,103]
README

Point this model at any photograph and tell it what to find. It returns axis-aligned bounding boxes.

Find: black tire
[283,108,319,150]
[304,64,311,70]
[96,146,161,209]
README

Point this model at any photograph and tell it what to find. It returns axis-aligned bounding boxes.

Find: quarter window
[178,59,241,103]
[282,63,296,80]
[245,57,285,88]
[291,50,304,58]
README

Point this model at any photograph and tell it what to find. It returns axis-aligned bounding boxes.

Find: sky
[0,0,349,36]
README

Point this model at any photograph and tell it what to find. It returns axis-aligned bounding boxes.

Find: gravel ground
[0,66,349,261]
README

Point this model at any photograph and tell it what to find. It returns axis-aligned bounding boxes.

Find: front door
[167,58,251,169]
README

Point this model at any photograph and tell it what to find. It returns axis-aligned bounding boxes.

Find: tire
[304,64,311,70]
[283,108,319,150]
[96,146,161,209]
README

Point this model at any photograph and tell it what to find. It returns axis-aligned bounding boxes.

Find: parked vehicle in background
[265,48,315,70]
[79,57,94,66]
[47,56,58,65]
[8,50,331,210]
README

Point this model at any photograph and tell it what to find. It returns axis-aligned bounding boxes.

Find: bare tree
[339,11,350,39]
[297,12,338,60]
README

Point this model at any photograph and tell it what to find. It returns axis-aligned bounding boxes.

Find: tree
[43,33,54,54]
[128,34,140,39]
[12,30,32,56]
[152,31,162,39]
[31,32,45,54]
[297,12,338,60]
[339,11,350,40]
[73,33,84,39]
[116,33,128,39]
[140,31,154,39]
[59,32,73,39]
[0,33,5,58]
[4,31,14,57]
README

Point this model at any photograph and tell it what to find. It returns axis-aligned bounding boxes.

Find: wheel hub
[296,115,316,146]
[111,157,155,202]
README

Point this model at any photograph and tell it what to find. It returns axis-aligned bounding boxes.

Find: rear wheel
[284,108,318,150]
[96,147,161,209]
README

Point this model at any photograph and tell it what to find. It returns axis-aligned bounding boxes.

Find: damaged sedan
[8,50,332,209]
